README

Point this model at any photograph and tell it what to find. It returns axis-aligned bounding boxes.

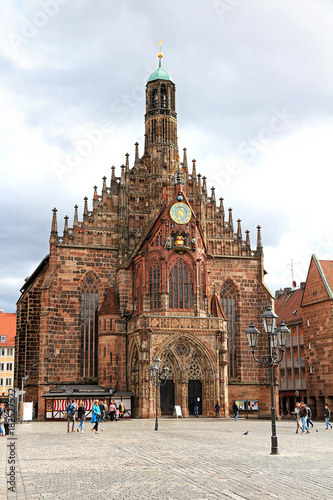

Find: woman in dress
[91,400,101,434]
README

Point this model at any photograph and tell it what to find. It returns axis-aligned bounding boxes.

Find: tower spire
[158,40,163,67]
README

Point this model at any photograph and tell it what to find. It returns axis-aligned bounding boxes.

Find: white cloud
[1,0,333,311]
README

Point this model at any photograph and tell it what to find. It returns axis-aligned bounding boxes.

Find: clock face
[170,203,191,224]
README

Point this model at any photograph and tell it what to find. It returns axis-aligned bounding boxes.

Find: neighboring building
[0,310,16,400]
[301,255,333,419]
[275,255,333,420]
[15,53,275,420]
[275,285,306,416]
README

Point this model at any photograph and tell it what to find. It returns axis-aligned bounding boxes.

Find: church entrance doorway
[160,380,175,415]
[188,380,202,415]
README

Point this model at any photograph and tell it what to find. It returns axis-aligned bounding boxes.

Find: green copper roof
[147,66,174,84]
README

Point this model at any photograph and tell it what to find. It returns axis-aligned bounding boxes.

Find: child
[115,408,119,421]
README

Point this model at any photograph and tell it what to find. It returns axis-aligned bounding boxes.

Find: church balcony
[127,315,226,335]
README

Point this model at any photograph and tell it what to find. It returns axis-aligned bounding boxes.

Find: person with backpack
[66,399,76,433]
[214,401,220,418]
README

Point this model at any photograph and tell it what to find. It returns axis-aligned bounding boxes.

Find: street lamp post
[148,356,169,431]
[245,305,290,455]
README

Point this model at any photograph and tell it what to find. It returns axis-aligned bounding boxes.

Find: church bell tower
[144,42,178,173]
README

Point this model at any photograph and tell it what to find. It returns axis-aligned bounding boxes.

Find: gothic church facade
[15,54,275,419]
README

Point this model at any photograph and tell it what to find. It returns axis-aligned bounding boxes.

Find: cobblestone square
[1,418,333,500]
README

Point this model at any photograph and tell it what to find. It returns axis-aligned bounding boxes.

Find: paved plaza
[1,417,333,500]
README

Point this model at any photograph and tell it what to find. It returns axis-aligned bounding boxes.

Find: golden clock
[170,203,191,224]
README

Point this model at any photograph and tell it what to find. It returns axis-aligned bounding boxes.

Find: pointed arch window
[151,88,158,109]
[220,281,237,378]
[135,263,143,313]
[149,262,161,310]
[81,275,98,378]
[161,84,167,108]
[169,260,193,310]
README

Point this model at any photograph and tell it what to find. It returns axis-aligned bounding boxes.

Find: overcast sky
[1,0,333,313]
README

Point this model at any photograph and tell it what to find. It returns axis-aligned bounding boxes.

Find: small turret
[211,186,216,204]
[256,225,263,252]
[237,219,242,240]
[102,177,107,197]
[183,148,188,172]
[246,230,251,247]
[192,158,197,179]
[134,142,139,164]
[73,205,78,226]
[125,153,130,172]
[197,173,202,195]
[228,208,234,233]
[202,176,207,199]
[83,197,88,219]
[50,207,58,241]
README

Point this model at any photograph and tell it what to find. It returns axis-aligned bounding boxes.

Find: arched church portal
[159,337,215,418]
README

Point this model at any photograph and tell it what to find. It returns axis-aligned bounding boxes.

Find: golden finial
[158,40,163,62]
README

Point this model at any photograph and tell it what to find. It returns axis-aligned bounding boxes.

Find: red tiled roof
[275,288,303,325]
[0,311,16,346]
[319,260,333,294]
[211,294,227,320]
[99,287,120,315]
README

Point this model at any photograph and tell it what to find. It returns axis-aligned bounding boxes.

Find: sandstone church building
[15,51,275,420]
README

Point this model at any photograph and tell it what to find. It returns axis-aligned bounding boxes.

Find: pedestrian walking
[305,404,314,428]
[77,402,86,432]
[214,401,220,418]
[232,401,239,421]
[193,398,199,417]
[324,404,332,429]
[109,400,116,421]
[118,400,125,420]
[66,399,76,433]
[299,402,310,434]
[99,400,106,422]
[3,407,9,436]
[91,400,101,434]
[293,402,301,433]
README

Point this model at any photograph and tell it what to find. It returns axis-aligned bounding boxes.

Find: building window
[150,262,161,310]
[81,275,99,378]
[169,260,193,309]
[0,336,6,342]
[221,280,237,378]
[7,348,13,356]
[151,88,158,109]
[0,378,3,386]
[5,378,12,386]
[0,364,4,371]
[135,263,143,313]
[161,84,167,108]
[6,363,12,371]
[0,349,4,356]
